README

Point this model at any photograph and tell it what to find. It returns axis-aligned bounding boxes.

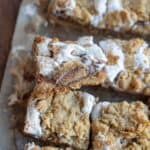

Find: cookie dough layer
[91,101,150,150]
[33,36,150,95]
[40,0,150,37]
[33,36,107,89]
[24,82,96,149]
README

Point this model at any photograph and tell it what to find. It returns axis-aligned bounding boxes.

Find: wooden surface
[0,0,21,88]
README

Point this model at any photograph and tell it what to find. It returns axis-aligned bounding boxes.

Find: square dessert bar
[33,36,107,89]
[40,0,150,37]
[99,38,150,95]
[33,36,150,95]
[91,101,150,149]
[24,82,96,149]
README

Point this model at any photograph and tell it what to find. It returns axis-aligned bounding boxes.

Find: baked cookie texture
[91,101,150,150]
[40,0,150,37]
[33,36,107,89]
[99,38,150,95]
[33,36,150,95]
[24,82,96,150]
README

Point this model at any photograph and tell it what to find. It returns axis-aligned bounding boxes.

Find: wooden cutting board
[0,0,21,87]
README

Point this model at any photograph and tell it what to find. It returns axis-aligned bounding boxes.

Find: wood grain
[0,0,21,88]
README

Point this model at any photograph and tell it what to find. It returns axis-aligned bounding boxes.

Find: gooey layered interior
[91,101,150,149]
[48,0,150,32]
[33,36,150,95]
[24,86,150,149]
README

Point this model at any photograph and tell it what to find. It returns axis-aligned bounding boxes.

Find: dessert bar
[99,38,150,95]
[40,0,150,38]
[33,36,107,89]
[33,36,150,95]
[24,82,96,149]
[91,101,150,149]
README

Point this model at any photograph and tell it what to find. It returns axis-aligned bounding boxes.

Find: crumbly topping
[100,10,133,30]
[113,38,149,94]
[92,101,150,149]
[33,36,150,95]
[144,71,150,84]
[47,0,150,32]
[123,0,149,21]
[34,36,107,87]
[117,70,148,92]
[129,76,144,92]
[107,52,119,65]
[24,83,96,149]
[123,38,144,54]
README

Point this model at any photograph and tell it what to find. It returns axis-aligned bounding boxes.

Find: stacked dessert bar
[13,0,150,149]
[24,100,150,149]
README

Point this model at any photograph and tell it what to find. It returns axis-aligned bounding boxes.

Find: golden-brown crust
[116,70,150,95]
[27,82,91,149]
[116,71,133,90]
[123,0,150,21]
[92,101,150,149]
[30,82,69,99]
[113,38,150,95]
[123,38,144,54]
[33,35,107,90]
[33,36,150,95]
[100,10,132,30]
[52,61,88,86]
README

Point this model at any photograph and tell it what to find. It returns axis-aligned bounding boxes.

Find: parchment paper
[0,0,148,150]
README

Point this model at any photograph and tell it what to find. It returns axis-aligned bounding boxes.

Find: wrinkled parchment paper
[0,0,148,150]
